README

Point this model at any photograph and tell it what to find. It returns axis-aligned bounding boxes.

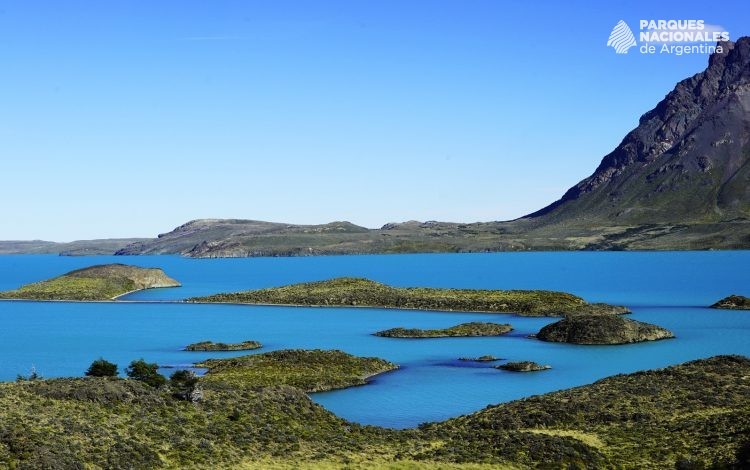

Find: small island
[374,322,512,338]
[710,295,750,310]
[184,340,262,351]
[0,264,181,301]
[196,349,398,392]
[187,277,629,316]
[536,315,674,345]
[495,361,551,372]
[458,355,501,362]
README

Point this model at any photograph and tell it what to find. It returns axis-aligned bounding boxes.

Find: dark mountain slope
[526,38,750,226]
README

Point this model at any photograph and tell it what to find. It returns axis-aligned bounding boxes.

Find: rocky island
[495,361,551,372]
[0,264,181,301]
[711,295,750,310]
[536,315,674,345]
[188,277,629,316]
[374,322,512,338]
[184,340,262,351]
[458,355,501,362]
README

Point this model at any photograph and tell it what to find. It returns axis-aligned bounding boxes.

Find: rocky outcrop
[495,361,551,372]
[458,355,501,362]
[374,322,512,338]
[184,340,262,351]
[536,315,674,345]
[710,295,750,310]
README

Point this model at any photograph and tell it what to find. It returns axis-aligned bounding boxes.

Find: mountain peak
[526,36,750,225]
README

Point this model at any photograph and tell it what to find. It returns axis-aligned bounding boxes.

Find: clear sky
[1,0,748,241]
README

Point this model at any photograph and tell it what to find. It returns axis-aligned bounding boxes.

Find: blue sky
[1,1,748,240]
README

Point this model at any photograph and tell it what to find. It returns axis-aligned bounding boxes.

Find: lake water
[0,252,748,428]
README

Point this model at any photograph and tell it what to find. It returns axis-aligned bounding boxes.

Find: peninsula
[196,349,397,392]
[0,264,181,301]
[187,277,629,316]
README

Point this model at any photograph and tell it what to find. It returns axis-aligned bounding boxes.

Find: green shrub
[170,370,200,402]
[126,359,166,388]
[85,358,118,377]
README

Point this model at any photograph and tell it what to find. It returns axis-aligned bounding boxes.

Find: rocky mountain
[5,39,750,256]
[519,37,750,248]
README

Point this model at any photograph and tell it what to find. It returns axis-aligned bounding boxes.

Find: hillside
[0,354,748,467]
[518,37,750,248]
[0,238,149,255]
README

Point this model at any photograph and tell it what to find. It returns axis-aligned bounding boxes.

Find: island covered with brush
[188,277,629,316]
[0,264,180,301]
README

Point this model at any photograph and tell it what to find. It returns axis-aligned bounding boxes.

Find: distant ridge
[3,38,750,256]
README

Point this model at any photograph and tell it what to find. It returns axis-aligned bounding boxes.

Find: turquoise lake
[0,252,748,429]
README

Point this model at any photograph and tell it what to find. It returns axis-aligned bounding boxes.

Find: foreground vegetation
[185,340,262,351]
[711,295,750,310]
[0,264,180,301]
[374,322,512,338]
[188,277,628,317]
[0,352,748,468]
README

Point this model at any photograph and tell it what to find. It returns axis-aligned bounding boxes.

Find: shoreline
[0,297,625,316]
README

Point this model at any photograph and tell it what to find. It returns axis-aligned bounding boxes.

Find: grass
[188,277,629,317]
[374,322,512,338]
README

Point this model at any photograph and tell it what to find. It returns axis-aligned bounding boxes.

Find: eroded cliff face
[528,38,750,225]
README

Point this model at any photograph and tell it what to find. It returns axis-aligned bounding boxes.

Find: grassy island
[187,277,629,316]
[537,315,674,345]
[0,354,748,468]
[0,264,180,301]
[375,322,512,338]
[185,340,262,351]
[196,349,398,392]
[711,295,750,310]
[495,361,551,372]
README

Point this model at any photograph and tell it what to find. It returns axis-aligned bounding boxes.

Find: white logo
[607,20,637,54]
